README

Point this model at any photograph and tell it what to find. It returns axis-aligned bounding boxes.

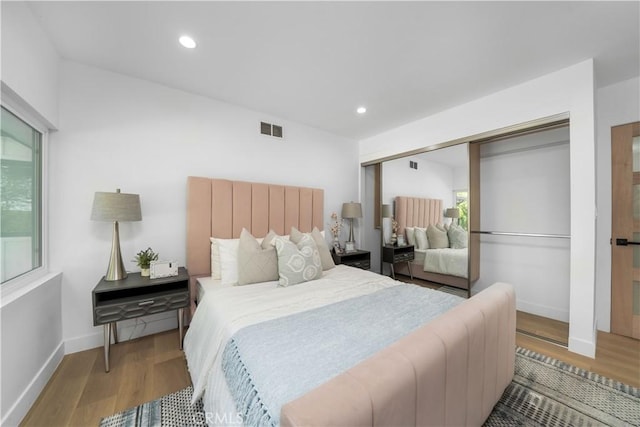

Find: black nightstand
[383,245,415,279]
[332,249,371,270]
[92,267,189,372]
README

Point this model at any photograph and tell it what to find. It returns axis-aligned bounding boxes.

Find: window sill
[0,270,62,308]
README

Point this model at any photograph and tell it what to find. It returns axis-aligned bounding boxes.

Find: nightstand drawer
[345,260,370,270]
[394,252,414,262]
[332,249,371,271]
[95,291,189,324]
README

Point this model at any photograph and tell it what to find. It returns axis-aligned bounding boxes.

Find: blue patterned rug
[100,347,639,426]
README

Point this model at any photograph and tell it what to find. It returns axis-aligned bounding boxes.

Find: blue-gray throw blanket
[221,285,463,427]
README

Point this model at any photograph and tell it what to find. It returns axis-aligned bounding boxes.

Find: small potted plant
[133,247,159,277]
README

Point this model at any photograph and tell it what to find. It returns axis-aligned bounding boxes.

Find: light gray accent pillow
[237,228,279,285]
[414,227,429,250]
[272,234,322,287]
[405,227,416,247]
[261,230,290,247]
[448,224,468,249]
[290,227,335,271]
[427,224,450,249]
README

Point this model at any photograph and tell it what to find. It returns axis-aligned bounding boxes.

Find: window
[1,106,43,283]
[454,190,468,230]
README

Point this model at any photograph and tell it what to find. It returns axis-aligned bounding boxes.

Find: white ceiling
[27,1,640,140]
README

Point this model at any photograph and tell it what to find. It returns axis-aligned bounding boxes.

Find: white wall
[476,130,571,321]
[0,4,63,425]
[0,273,63,426]
[595,76,640,332]
[51,61,359,353]
[453,165,468,191]
[382,156,454,207]
[360,60,597,357]
[0,1,59,128]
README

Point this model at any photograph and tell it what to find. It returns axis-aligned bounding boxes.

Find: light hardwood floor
[516,310,569,346]
[20,330,190,427]
[22,317,640,426]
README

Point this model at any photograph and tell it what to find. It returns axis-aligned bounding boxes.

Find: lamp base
[105,221,127,281]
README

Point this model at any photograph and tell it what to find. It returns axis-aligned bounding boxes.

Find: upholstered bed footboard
[280,282,516,427]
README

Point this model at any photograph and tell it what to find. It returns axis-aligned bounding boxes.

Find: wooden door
[611,122,640,339]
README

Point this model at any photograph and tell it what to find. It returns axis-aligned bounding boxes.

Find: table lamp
[342,202,362,250]
[444,208,460,225]
[91,189,142,281]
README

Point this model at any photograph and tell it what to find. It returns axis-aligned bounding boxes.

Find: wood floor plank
[113,336,155,411]
[67,396,116,427]
[21,349,97,426]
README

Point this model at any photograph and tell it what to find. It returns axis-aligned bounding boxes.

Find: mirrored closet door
[377,144,471,294]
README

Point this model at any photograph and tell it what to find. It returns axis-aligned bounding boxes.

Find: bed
[392,196,479,290]
[185,177,515,426]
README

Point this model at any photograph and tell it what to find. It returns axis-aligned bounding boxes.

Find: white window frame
[0,93,50,305]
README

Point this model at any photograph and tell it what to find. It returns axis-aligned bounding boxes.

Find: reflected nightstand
[383,245,414,279]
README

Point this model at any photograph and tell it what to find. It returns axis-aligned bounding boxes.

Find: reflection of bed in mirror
[393,196,477,290]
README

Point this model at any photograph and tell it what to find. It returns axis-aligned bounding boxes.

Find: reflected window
[455,190,468,230]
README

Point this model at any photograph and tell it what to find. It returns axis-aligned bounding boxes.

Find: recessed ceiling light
[179,35,197,49]
[356,106,367,114]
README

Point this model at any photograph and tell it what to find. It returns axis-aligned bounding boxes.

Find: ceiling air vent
[409,160,418,170]
[260,121,283,138]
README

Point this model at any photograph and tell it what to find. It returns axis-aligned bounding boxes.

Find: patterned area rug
[101,347,639,427]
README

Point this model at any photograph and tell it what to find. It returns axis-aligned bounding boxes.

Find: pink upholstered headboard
[186,176,324,314]
[394,196,443,236]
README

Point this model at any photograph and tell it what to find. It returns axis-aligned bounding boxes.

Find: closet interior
[472,124,571,346]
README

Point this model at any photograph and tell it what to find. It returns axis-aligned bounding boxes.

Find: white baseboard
[568,335,596,358]
[64,312,178,354]
[1,341,64,427]
[516,299,569,323]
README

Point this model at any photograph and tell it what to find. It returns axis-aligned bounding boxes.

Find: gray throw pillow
[290,226,335,271]
[427,224,449,249]
[448,224,468,249]
[237,228,279,285]
[273,234,322,287]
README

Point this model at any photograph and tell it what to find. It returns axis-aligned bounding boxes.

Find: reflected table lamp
[382,204,393,245]
[342,202,362,251]
[91,189,142,281]
[444,208,459,225]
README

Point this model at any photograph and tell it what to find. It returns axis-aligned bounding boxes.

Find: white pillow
[212,237,240,285]
[405,227,416,247]
[414,227,429,250]
[210,238,221,279]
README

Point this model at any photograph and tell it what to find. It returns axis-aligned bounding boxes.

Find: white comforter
[423,247,468,278]
[183,265,401,421]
